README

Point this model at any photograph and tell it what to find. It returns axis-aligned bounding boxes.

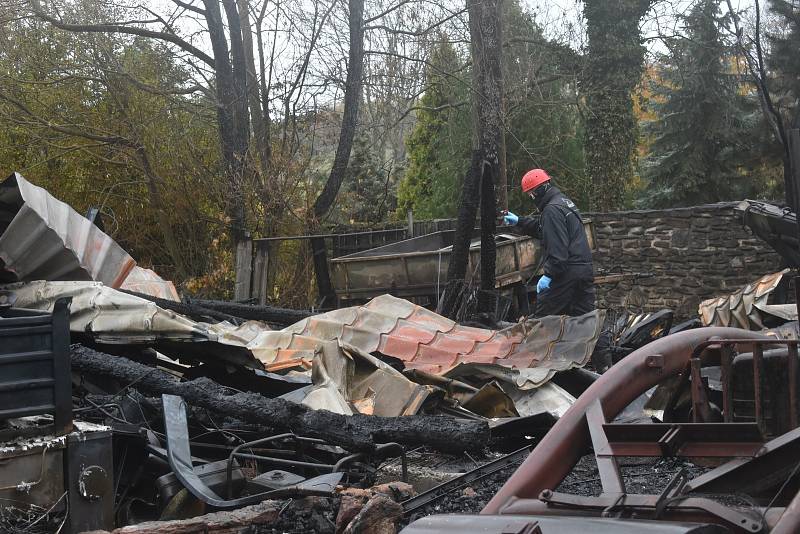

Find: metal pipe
[771,485,800,534]
[720,345,733,423]
[232,452,334,472]
[482,327,770,515]
[252,228,410,243]
[226,433,294,498]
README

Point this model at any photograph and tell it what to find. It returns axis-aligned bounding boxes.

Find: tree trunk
[312,0,365,219]
[439,0,504,318]
[203,0,250,242]
[134,148,189,279]
[237,0,271,181]
[582,0,650,212]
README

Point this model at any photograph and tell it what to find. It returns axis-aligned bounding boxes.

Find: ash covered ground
[252,448,711,533]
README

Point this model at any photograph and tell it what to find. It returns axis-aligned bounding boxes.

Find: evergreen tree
[396,39,470,219]
[767,0,800,126]
[641,0,756,207]
[339,133,395,224]
[502,0,587,212]
[397,0,587,219]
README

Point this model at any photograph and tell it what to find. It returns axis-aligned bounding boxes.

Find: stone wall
[589,202,783,319]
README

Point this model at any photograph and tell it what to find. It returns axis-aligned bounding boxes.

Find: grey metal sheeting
[0,173,135,287]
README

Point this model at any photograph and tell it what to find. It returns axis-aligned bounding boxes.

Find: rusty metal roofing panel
[377,334,421,360]
[427,331,477,354]
[451,325,496,342]
[390,319,439,343]
[350,307,404,333]
[340,324,382,352]
[699,270,797,330]
[363,293,417,316]
[0,173,135,287]
[247,294,604,389]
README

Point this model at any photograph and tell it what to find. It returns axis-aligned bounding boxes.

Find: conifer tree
[396,39,470,219]
[642,0,756,207]
[767,0,800,126]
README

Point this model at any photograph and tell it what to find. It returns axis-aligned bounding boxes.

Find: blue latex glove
[503,211,519,225]
[537,275,552,294]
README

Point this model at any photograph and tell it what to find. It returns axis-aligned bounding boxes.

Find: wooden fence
[234,215,459,304]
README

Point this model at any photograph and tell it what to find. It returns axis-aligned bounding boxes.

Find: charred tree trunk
[479,164,497,311]
[71,346,489,452]
[312,0,365,219]
[439,0,504,318]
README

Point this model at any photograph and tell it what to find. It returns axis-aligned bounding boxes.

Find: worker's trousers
[533,276,596,318]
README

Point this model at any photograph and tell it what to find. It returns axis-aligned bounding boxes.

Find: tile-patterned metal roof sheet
[249,295,604,388]
[0,173,135,287]
[699,270,797,330]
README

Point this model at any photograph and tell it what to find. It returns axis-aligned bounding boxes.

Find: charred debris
[0,175,799,533]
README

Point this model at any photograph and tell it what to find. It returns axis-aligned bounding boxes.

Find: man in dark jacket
[503,168,595,317]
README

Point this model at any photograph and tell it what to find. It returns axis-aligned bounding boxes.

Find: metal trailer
[329,222,595,309]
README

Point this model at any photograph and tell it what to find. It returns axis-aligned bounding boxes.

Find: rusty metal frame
[482,327,800,532]
[689,338,800,435]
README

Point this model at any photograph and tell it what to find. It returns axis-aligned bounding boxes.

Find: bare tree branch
[28,0,215,66]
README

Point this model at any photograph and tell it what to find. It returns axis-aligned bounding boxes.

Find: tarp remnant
[699,270,797,330]
[0,173,135,287]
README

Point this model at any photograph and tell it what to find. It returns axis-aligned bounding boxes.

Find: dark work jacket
[516,186,593,280]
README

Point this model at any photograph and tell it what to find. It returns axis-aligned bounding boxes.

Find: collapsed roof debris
[699,269,798,330]
[4,175,800,533]
[250,294,604,385]
[0,173,135,287]
[120,266,180,301]
[7,280,266,368]
[70,344,491,453]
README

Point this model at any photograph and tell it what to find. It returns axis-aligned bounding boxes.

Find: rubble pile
[1,174,800,533]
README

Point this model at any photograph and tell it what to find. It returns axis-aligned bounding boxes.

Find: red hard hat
[521,169,550,193]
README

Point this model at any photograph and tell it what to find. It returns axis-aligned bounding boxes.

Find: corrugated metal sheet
[699,270,797,330]
[7,281,262,368]
[300,340,434,416]
[0,173,135,287]
[248,294,604,388]
[121,266,180,301]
